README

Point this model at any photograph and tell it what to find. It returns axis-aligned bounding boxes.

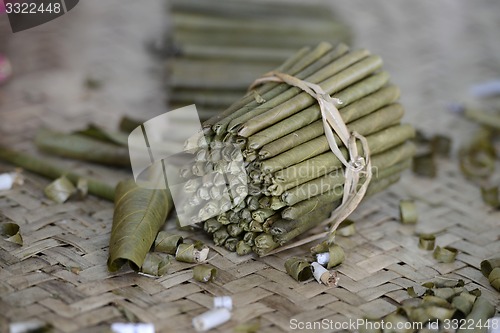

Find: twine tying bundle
[250,71,372,242]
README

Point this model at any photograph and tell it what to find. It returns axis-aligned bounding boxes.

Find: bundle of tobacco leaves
[165,0,351,120]
[178,42,417,256]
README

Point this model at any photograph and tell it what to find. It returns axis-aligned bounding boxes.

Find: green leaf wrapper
[35,129,130,167]
[399,200,417,224]
[108,180,172,272]
[336,220,356,237]
[488,267,500,291]
[154,231,184,255]
[140,252,171,277]
[327,244,345,269]
[0,147,116,201]
[44,176,76,203]
[284,257,312,282]
[480,257,500,278]
[193,264,217,283]
[0,222,23,245]
[433,246,458,263]
[175,243,209,263]
[418,234,435,250]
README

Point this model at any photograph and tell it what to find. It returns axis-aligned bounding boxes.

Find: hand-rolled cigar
[281,143,415,206]
[259,89,401,159]
[246,71,391,150]
[237,55,383,137]
[213,43,347,135]
[269,125,415,193]
[227,49,372,134]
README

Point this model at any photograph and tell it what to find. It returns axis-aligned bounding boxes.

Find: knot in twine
[250,71,373,246]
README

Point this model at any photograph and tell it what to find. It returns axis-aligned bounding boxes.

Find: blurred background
[1,0,499,148]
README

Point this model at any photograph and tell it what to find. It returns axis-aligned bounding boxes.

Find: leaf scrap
[193,264,217,283]
[433,246,458,263]
[418,234,435,250]
[175,242,209,263]
[155,231,183,255]
[336,219,356,236]
[140,252,171,277]
[399,200,417,224]
[284,257,312,282]
[0,222,23,245]
[44,176,76,203]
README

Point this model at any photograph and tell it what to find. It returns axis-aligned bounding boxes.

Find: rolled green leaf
[0,147,115,201]
[0,222,23,245]
[457,297,495,333]
[272,124,415,188]
[259,87,401,159]
[44,176,76,203]
[488,267,500,291]
[213,227,229,246]
[431,135,451,157]
[480,257,500,278]
[459,128,495,181]
[284,257,312,282]
[204,218,222,234]
[418,234,435,250]
[140,252,171,277]
[35,129,130,167]
[399,200,417,224]
[75,178,88,199]
[108,180,172,271]
[226,48,371,134]
[237,55,383,137]
[176,243,209,263]
[382,313,411,333]
[412,151,436,178]
[193,264,217,283]
[213,43,349,135]
[452,292,475,316]
[154,232,183,255]
[433,246,458,263]
[76,124,129,146]
[246,71,391,150]
[236,241,252,256]
[336,220,356,237]
[224,237,239,252]
[280,144,415,204]
[480,185,499,208]
[327,244,345,269]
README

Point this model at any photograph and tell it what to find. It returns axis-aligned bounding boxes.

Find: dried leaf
[433,246,458,263]
[336,219,356,237]
[488,267,500,291]
[480,185,500,208]
[176,243,209,263]
[480,257,500,279]
[193,264,217,283]
[154,231,183,255]
[418,234,435,250]
[0,222,23,245]
[140,252,171,276]
[44,176,76,203]
[456,297,495,333]
[412,151,436,178]
[284,257,312,282]
[399,200,417,224]
[107,180,172,272]
[327,244,345,269]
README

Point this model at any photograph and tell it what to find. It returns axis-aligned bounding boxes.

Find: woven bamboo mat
[1,1,500,332]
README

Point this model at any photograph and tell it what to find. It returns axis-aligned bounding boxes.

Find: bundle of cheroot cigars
[179,42,416,256]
